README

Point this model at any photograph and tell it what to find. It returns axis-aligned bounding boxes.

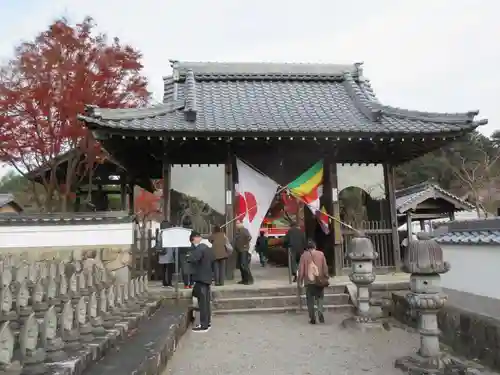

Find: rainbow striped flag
[288,161,330,234]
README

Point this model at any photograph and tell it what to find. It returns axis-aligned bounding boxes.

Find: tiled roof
[0,211,134,226]
[0,194,15,207]
[0,194,22,211]
[434,217,500,245]
[78,61,487,135]
[395,182,475,214]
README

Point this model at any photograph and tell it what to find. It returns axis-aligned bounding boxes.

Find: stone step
[213,293,350,310]
[213,284,346,299]
[213,304,354,315]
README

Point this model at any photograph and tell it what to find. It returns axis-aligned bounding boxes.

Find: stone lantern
[394,234,474,374]
[342,232,379,329]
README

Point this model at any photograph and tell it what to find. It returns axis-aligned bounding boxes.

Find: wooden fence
[341,220,395,273]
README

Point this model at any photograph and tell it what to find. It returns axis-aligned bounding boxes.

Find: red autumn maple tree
[135,188,161,223]
[0,17,150,211]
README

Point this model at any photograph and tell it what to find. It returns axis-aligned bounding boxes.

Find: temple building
[78,60,487,275]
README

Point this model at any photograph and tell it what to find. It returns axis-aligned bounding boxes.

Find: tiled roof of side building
[434,217,500,245]
[78,60,487,135]
[395,182,475,214]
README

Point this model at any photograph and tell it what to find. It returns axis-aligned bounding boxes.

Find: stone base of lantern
[395,353,481,375]
[341,313,385,331]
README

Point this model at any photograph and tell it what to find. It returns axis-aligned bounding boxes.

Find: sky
[0,0,498,213]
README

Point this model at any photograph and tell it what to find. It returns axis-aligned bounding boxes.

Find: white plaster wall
[337,164,385,200]
[0,222,134,250]
[441,244,500,299]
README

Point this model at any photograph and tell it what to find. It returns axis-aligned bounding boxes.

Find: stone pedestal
[394,234,477,374]
[0,362,22,375]
[79,322,94,343]
[62,329,81,352]
[341,232,381,330]
[44,336,66,363]
[91,317,107,337]
[32,303,48,320]
[20,348,46,375]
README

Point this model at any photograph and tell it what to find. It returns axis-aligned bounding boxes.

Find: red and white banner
[235,159,278,251]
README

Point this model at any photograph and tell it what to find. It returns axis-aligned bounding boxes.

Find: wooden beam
[384,163,401,272]
[162,143,171,222]
[225,148,236,281]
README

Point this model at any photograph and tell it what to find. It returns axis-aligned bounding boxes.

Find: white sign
[160,227,212,248]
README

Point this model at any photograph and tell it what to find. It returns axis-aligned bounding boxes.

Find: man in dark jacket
[284,222,306,282]
[186,230,214,332]
[233,221,253,285]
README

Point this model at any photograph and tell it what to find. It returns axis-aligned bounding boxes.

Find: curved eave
[343,72,488,126]
[396,186,475,214]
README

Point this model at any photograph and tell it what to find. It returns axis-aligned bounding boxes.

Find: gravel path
[164,313,422,375]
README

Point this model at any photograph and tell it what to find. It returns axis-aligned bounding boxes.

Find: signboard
[160,227,212,248]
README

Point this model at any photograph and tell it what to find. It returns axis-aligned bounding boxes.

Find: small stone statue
[15,281,32,323]
[56,262,65,283]
[45,278,59,310]
[12,265,28,296]
[75,297,93,343]
[1,267,12,290]
[32,281,48,319]
[394,234,472,374]
[68,273,80,304]
[85,269,95,294]
[342,232,380,330]
[60,301,81,352]
[0,288,16,324]
[40,306,66,362]
[88,292,106,337]
[0,322,21,375]
[19,313,46,375]
[78,272,89,297]
[103,286,118,329]
[58,273,69,308]
[26,264,37,289]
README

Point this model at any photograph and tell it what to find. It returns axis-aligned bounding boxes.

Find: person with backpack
[298,240,329,325]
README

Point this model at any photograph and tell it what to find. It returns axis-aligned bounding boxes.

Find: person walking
[159,247,176,287]
[233,221,253,285]
[187,230,215,332]
[157,220,176,287]
[298,240,329,325]
[284,222,306,282]
[178,246,194,289]
[255,230,268,267]
[209,226,232,286]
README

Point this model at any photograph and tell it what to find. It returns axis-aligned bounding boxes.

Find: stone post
[342,232,380,330]
[394,234,474,374]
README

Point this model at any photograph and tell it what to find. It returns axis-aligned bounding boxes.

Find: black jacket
[186,243,214,285]
[284,227,306,254]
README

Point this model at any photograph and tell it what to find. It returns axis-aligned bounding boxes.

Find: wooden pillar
[225,149,236,280]
[384,163,401,272]
[419,219,426,232]
[324,159,342,276]
[120,180,127,210]
[406,211,413,241]
[449,211,455,221]
[162,145,171,222]
[127,183,134,215]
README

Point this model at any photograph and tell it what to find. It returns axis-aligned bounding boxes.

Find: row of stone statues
[0,258,152,375]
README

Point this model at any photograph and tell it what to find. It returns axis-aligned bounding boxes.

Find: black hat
[189,230,201,241]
